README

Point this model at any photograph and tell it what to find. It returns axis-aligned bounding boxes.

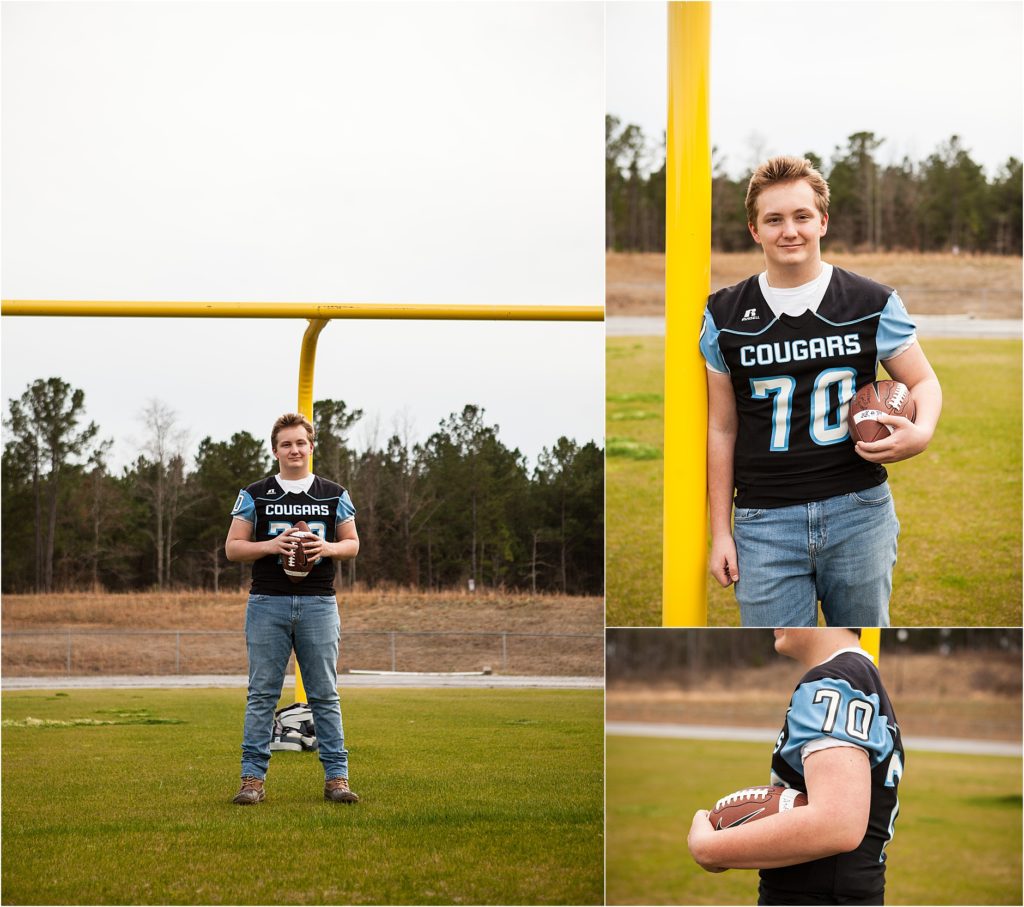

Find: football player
[687,628,904,906]
[700,157,942,627]
[225,412,360,805]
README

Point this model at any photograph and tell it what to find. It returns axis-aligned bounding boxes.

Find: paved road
[608,314,1022,339]
[606,720,1022,757]
[2,673,602,691]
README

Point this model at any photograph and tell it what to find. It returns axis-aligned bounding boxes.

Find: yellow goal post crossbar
[2,298,603,699]
[1,300,604,321]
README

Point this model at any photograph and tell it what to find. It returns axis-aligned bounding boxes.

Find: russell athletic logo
[742,308,760,322]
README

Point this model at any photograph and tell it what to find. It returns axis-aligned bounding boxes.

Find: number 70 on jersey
[751,367,856,451]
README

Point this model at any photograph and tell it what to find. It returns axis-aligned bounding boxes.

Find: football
[282,520,315,583]
[708,786,808,830]
[848,380,916,444]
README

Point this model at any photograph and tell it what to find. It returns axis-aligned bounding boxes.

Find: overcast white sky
[607,0,1023,178]
[1,2,604,472]
[6,1,1020,475]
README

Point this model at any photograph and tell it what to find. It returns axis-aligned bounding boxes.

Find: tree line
[607,116,1023,255]
[2,378,603,596]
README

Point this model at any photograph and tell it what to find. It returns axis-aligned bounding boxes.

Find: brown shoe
[232,776,266,805]
[324,777,359,803]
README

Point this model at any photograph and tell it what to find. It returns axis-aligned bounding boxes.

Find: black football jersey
[760,650,904,905]
[700,267,916,508]
[230,475,356,595]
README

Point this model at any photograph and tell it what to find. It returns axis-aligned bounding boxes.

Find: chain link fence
[1,629,604,677]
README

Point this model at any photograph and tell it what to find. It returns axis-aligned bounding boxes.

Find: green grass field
[607,336,1023,626]
[1,687,603,905]
[606,734,1022,906]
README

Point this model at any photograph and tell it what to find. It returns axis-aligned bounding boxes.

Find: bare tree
[138,400,191,588]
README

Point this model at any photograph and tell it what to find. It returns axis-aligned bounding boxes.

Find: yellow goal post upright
[1,298,603,701]
[861,628,881,665]
[293,317,329,702]
[663,1,712,626]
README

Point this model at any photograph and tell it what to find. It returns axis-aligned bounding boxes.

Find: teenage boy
[699,156,942,626]
[225,413,360,805]
[687,628,904,906]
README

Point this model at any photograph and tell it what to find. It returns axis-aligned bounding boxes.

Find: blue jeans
[241,594,349,780]
[732,482,898,628]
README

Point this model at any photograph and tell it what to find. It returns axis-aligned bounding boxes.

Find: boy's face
[749,179,828,272]
[273,425,313,474]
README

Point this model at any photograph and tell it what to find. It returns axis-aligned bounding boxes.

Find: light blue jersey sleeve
[699,306,728,373]
[779,677,895,775]
[876,291,917,361]
[230,489,255,522]
[337,489,357,524]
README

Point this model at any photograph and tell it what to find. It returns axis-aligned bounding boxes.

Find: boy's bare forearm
[225,537,273,563]
[708,425,737,536]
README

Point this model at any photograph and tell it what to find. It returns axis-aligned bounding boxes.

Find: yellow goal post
[2,298,603,699]
[861,628,881,665]
[663,1,712,626]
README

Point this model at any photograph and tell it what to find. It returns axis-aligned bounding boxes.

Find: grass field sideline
[606,336,1022,626]
[2,687,603,905]
[606,735,1022,906]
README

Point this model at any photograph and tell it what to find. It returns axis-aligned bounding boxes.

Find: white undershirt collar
[275,473,315,494]
[759,262,833,318]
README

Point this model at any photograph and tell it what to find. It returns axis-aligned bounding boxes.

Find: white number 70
[750,367,857,450]
[812,688,874,741]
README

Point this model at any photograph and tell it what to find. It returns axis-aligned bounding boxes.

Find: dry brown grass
[1,630,603,678]
[607,651,1022,741]
[2,589,603,633]
[607,251,1023,318]
[1,590,604,677]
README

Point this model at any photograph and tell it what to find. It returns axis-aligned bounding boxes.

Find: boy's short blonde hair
[746,156,830,225]
[271,413,314,450]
